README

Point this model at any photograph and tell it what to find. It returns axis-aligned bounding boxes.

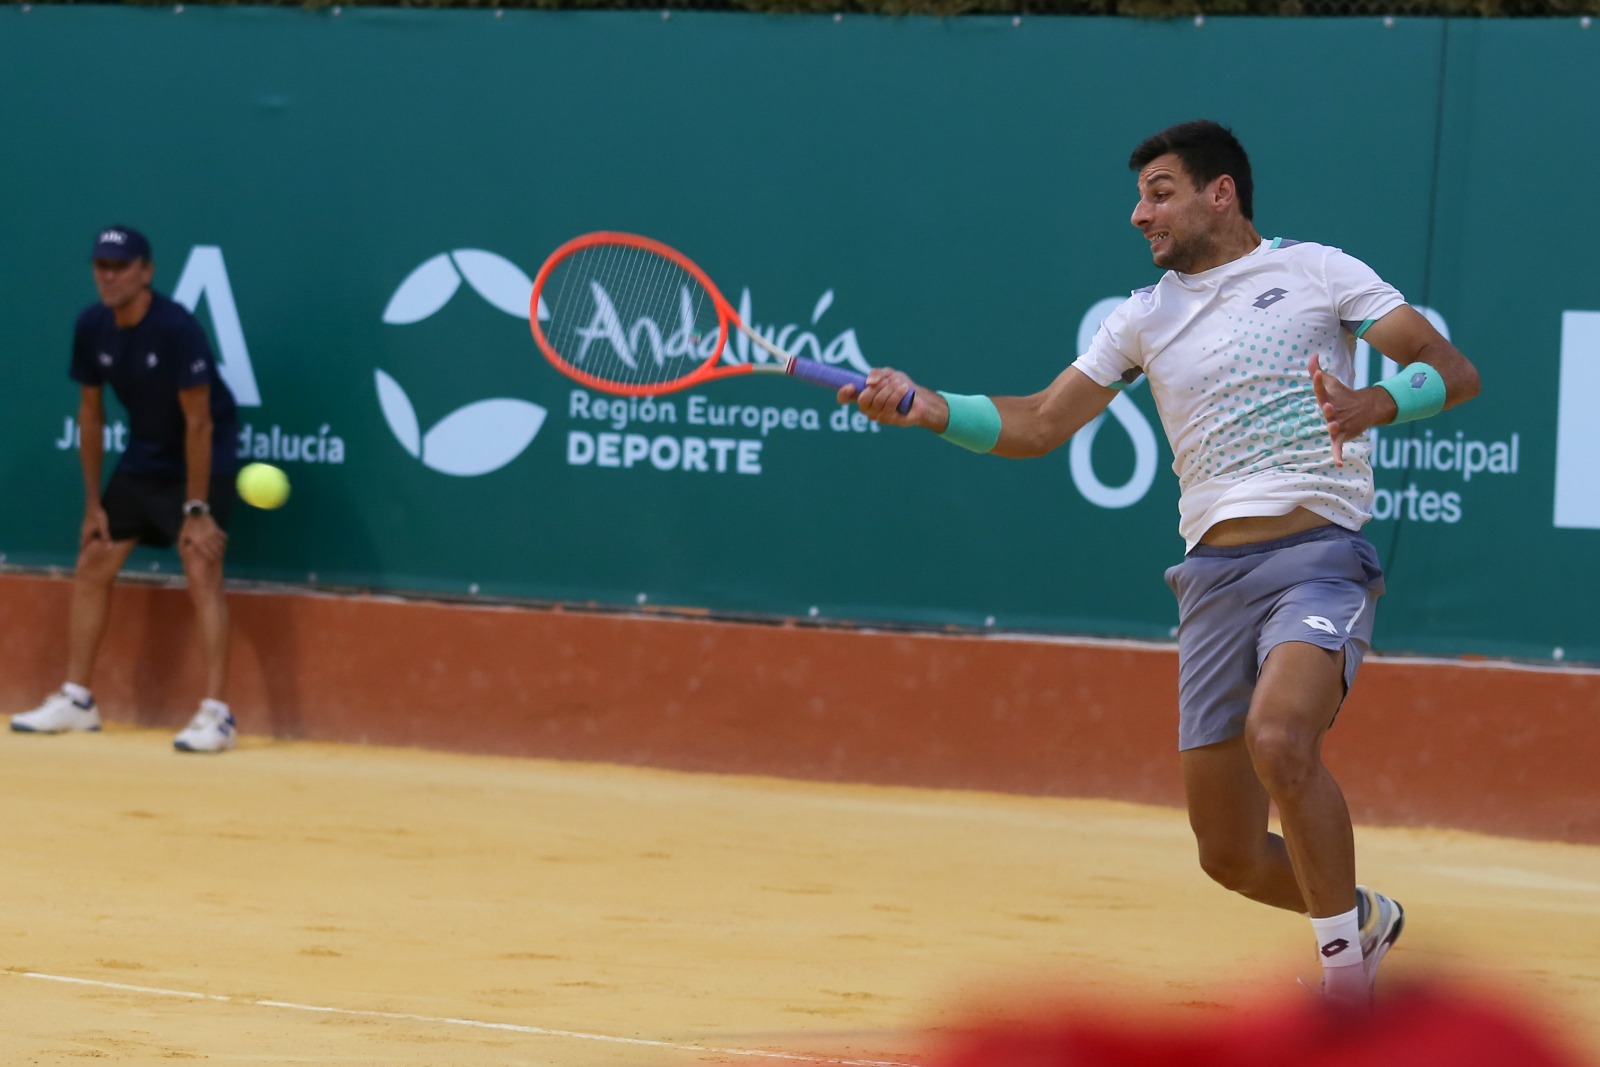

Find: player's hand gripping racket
[529,232,913,414]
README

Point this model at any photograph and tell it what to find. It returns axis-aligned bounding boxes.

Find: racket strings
[539,243,720,391]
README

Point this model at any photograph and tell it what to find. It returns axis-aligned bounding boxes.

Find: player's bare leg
[1182,736,1307,912]
[66,536,138,687]
[1244,641,1354,919]
[1247,640,1379,999]
[173,538,236,752]
[11,535,135,733]
[179,540,230,701]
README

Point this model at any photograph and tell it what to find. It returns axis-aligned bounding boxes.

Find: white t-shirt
[1071,238,1406,551]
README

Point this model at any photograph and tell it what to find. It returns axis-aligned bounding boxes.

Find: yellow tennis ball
[237,462,290,510]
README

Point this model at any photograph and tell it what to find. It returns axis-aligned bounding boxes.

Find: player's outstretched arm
[988,367,1120,458]
[1312,305,1481,466]
[843,365,1118,458]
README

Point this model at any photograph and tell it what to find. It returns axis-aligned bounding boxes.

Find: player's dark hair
[1128,120,1254,221]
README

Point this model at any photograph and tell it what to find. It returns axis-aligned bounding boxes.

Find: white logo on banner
[172,245,261,406]
[377,250,548,477]
[1072,297,1160,509]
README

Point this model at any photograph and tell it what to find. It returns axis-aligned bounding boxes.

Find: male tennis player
[11,226,241,753]
[847,120,1480,1004]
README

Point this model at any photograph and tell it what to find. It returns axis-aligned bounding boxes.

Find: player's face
[1131,154,1221,273]
[92,257,153,311]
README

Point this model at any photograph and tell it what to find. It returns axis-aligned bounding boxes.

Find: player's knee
[74,543,122,584]
[1195,838,1264,893]
[1244,719,1319,794]
[179,549,224,588]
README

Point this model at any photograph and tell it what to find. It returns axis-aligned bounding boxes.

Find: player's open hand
[840,368,925,428]
[180,514,229,564]
[1309,353,1394,467]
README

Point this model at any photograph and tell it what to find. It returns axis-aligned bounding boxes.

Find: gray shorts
[1163,525,1385,751]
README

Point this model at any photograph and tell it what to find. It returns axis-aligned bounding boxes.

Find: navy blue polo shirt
[70,292,239,481]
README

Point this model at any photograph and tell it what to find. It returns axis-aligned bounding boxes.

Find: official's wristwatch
[183,499,211,519]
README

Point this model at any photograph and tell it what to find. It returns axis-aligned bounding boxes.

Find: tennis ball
[237,462,290,510]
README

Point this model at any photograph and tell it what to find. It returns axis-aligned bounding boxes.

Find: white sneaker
[1357,885,1405,993]
[173,703,236,753]
[11,690,101,734]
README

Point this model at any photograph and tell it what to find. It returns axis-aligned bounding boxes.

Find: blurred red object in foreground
[934,982,1590,1067]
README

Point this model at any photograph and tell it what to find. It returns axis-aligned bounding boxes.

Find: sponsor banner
[0,9,1595,662]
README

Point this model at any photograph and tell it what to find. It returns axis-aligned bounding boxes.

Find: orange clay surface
[2,727,1597,1066]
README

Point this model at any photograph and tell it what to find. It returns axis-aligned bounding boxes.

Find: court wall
[1,572,1594,846]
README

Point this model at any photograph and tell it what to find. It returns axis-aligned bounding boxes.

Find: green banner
[1,8,1595,663]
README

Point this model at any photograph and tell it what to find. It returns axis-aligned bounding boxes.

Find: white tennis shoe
[1358,885,1405,992]
[173,702,236,753]
[11,690,101,734]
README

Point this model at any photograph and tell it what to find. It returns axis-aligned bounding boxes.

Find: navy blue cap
[91,226,152,262]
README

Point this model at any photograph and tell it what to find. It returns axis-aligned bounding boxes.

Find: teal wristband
[1376,362,1446,424]
[937,391,1002,453]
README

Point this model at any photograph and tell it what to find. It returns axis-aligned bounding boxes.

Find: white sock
[62,682,93,707]
[201,698,231,717]
[1311,906,1364,996]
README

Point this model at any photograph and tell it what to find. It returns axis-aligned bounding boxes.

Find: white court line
[12,971,925,1067]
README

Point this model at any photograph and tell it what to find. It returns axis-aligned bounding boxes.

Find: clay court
[4,721,1598,1066]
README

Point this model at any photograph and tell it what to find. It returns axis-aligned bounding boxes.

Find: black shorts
[103,467,236,549]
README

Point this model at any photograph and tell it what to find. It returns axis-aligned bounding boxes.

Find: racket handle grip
[789,358,915,415]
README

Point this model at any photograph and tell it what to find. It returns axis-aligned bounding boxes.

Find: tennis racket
[528,232,914,414]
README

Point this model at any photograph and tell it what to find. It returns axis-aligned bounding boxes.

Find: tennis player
[848,120,1480,1004]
